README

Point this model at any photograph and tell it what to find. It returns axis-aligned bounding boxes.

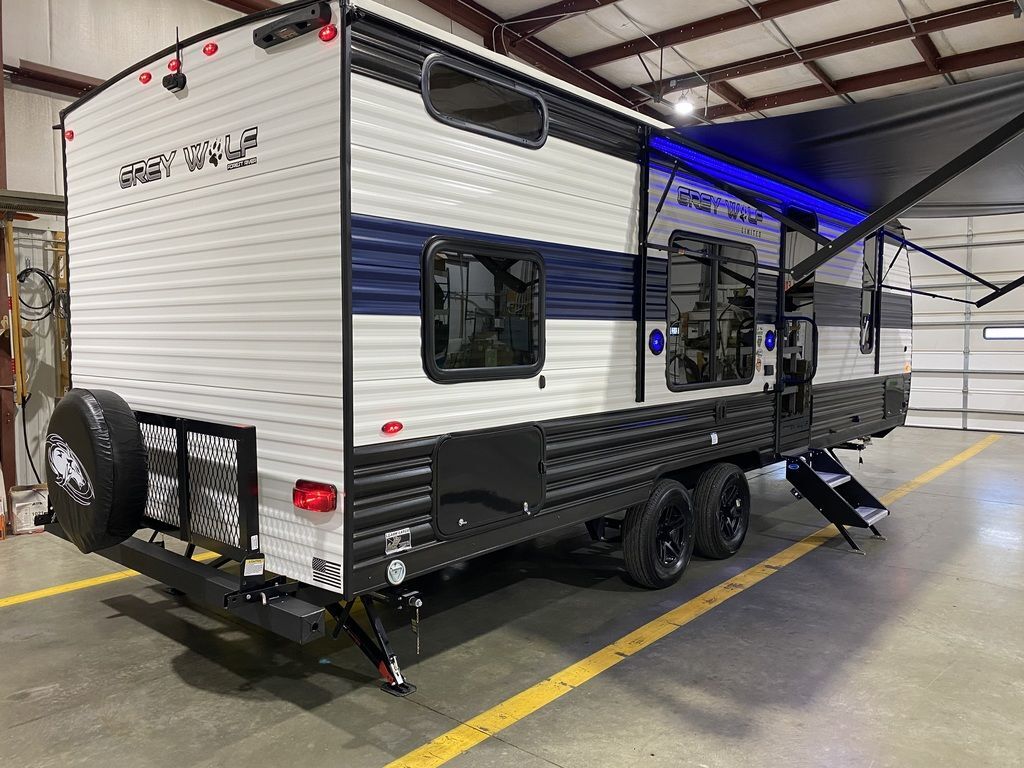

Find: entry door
[777,211,819,450]
[778,315,817,447]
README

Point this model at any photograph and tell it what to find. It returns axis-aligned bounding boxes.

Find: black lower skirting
[348,374,909,593]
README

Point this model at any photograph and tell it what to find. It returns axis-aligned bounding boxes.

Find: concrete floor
[2,427,1023,768]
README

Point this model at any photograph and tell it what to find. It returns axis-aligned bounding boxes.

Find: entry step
[815,470,850,488]
[785,447,891,553]
[856,506,889,526]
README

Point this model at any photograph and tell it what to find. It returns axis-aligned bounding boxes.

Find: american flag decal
[311,556,342,588]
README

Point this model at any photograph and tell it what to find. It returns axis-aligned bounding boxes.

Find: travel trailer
[45,0,921,694]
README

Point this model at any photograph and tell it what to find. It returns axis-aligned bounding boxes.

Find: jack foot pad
[381,681,417,697]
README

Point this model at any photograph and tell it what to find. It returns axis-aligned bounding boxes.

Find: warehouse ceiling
[408,0,1024,124]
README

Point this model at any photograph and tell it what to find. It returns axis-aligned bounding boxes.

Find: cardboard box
[10,484,48,535]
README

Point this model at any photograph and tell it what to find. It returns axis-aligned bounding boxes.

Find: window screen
[425,240,543,382]
[423,57,547,147]
[860,243,877,354]
[667,234,757,389]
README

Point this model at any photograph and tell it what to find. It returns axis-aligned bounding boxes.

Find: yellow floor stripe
[0,550,220,609]
[386,433,1001,768]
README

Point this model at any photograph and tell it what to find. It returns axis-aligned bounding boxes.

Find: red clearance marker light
[167,58,181,72]
[64,129,74,141]
[293,480,337,513]
[318,23,338,42]
[139,71,152,84]
[203,41,218,56]
[381,421,404,435]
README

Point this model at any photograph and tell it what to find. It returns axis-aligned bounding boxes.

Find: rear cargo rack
[135,412,263,586]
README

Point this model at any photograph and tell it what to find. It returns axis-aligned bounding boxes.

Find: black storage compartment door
[435,425,544,536]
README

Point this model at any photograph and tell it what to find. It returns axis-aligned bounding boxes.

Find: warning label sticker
[385,527,412,555]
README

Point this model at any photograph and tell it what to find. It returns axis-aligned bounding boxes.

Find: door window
[666,234,757,389]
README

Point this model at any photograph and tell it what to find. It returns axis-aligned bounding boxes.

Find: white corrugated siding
[64,5,346,589]
[349,73,647,443]
[350,73,639,253]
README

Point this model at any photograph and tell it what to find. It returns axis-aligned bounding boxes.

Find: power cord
[17,266,56,321]
[21,392,41,483]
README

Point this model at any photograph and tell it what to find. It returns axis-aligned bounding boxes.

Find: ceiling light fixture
[674,97,695,116]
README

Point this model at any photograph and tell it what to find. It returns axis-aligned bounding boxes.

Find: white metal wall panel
[349,73,649,445]
[1,0,241,195]
[3,87,67,194]
[350,74,639,253]
[351,317,636,444]
[64,8,345,589]
[2,0,238,82]
[809,217,875,289]
[907,213,1024,433]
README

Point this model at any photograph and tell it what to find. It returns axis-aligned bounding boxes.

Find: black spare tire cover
[45,389,148,553]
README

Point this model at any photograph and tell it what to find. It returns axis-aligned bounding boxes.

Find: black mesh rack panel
[135,411,260,561]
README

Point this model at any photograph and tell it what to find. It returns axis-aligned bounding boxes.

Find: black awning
[675,71,1024,218]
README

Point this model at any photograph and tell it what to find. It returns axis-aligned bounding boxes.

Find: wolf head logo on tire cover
[46,434,95,505]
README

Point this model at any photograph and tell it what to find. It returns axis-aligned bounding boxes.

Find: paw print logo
[207,140,223,167]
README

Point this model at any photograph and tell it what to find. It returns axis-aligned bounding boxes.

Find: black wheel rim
[718,476,746,541]
[656,502,688,567]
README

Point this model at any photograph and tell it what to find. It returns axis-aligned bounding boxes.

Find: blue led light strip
[649,136,866,227]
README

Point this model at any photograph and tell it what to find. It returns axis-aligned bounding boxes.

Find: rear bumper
[46,524,326,644]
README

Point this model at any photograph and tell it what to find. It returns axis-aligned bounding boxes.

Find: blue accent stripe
[352,213,637,320]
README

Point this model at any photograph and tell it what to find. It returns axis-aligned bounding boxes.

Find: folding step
[785,448,890,553]
[815,470,850,488]
[856,506,889,527]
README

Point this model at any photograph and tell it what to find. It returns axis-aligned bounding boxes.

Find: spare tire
[45,389,148,553]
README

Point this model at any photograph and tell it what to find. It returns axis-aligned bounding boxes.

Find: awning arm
[791,108,1024,282]
[976,273,1024,308]
[647,159,682,240]
[658,151,832,252]
[883,231,999,291]
[880,283,976,306]
[882,231,1024,309]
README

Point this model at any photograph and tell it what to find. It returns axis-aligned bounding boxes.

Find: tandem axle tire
[623,479,695,589]
[693,463,750,560]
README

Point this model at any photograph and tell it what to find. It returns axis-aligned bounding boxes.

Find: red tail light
[381,421,404,435]
[139,71,152,84]
[167,58,181,72]
[318,23,338,42]
[293,480,337,513]
[64,129,74,141]
[203,41,218,56]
